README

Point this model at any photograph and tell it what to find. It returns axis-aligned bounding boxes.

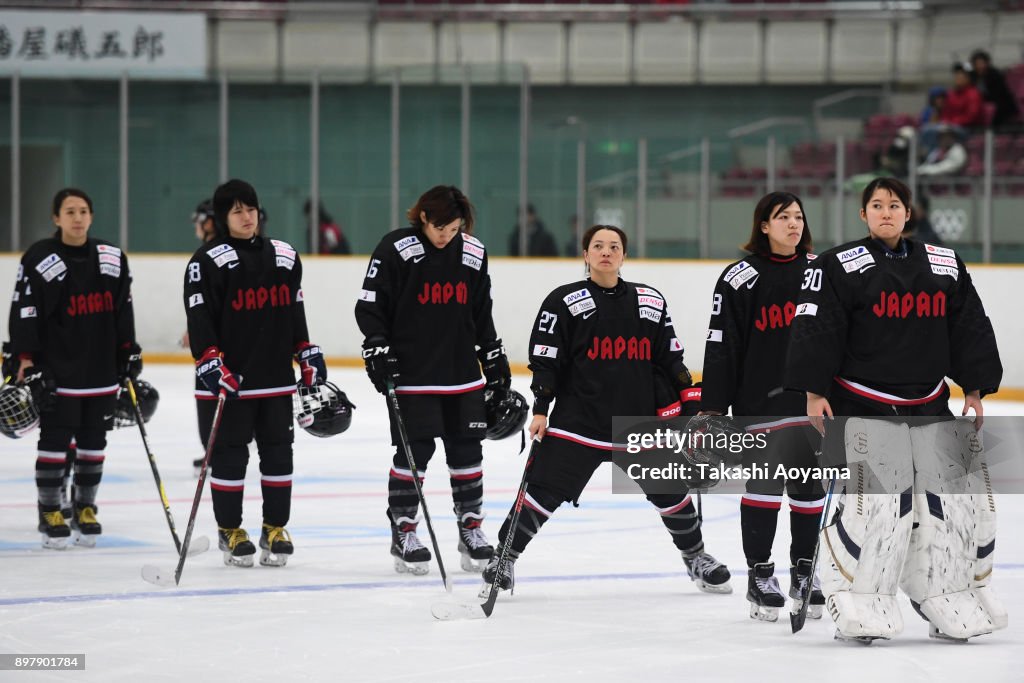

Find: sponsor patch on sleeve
[358,288,376,302]
[96,244,122,257]
[11,290,19,302]
[924,243,955,258]
[723,261,760,290]
[462,254,483,270]
[399,244,426,261]
[706,328,723,342]
[930,265,959,280]
[638,306,662,323]
[927,254,957,268]
[99,263,121,278]
[213,250,239,268]
[563,288,592,306]
[637,295,664,310]
[669,337,683,352]
[837,245,868,263]
[296,288,304,302]
[395,235,421,252]
[532,344,559,358]
[568,298,597,316]
[795,302,818,317]
[98,253,121,266]
[463,242,485,259]
[188,293,204,308]
[20,306,36,318]
[276,256,295,270]
[207,244,233,259]
[841,253,875,273]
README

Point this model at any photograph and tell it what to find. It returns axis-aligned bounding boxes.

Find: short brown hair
[406,185,475,235]
[742,192,812,256]
[581,224,628,253]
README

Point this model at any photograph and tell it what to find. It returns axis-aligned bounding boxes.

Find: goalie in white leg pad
[820,418,914,641]
[900,418,1007,639]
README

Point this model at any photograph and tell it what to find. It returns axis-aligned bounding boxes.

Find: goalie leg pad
[820,418,914,640]
[900,419,1007,639]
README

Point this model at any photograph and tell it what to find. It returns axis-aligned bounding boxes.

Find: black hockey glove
[362,337,399,394]
[295,342,327,387]
[477,340,511,396]
[1,341,15,380]
[23,365,57,413]
[118,342,143,382]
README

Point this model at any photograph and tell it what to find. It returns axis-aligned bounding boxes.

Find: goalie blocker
[820,417,1006,642]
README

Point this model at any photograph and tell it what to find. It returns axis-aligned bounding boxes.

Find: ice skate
[928,624,969,643]
[747,562,786,621]
[478,551,515,598]
[218,527,256,567]
[683,550,732,594]
[60,476,72,522]
[259,524,294,567]
[834,630,886,645]
[390,516,430,575]
[38,508,71,550]
[70,504,102,547]
[456,511,493,573]
[789,558,825,619]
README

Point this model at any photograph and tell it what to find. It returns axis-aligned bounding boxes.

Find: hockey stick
[141,390,227,586]
[431,439,538,620]
[126,379,209,558]
[790,473,837,633]
[385,380,451,593]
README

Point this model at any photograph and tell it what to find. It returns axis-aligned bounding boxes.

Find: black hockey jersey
[701,252,815,416]
[529,279,688,449]
[184,235,310,399]
[355,227,498,394]
[7,236,135,395]
[783,237,1002,403]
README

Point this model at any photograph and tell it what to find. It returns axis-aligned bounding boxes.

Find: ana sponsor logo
[563,288,592,305]
[837,246,868,263]
[207,244,233,259]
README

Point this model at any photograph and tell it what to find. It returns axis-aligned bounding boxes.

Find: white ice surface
[1,365,1021,682]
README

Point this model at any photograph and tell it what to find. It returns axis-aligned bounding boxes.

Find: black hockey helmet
[294,381,355,438]
[0,381,39,439]
[113,380,160,429]
[484,389,529,440]
[192,198,214,224]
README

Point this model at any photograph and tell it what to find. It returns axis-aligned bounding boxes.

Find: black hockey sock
[260,470,293,528]
[210,465,246,529]
[497,482,561,559]
[647,493,703,556]
[789,494,826,564]
[741,498,781,568]
[71,447,105,507]
[388,440,434,521]
[35,450,67,510]
[449,463,483,518]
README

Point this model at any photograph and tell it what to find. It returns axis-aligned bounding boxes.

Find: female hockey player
[355,185,511,576]
[700,192,825,622]
[481,224,732,596]
[8,188,141,549]
[184,179,326,568]
[784,176,1004,643]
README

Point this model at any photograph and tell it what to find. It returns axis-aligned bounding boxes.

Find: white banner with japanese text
[0,11,206,79]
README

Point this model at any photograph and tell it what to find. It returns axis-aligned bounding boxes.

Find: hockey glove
[361,337,399,394]
[196,347,241,397]
[295,342,327,387]
[118,342,144,382]
[1,341,15,381]
[23,365,57,413]
[477,340,511,395]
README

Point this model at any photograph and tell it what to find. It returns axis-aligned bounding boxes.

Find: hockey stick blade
[141,564,178,587]
[431,599,489,621]
[188,535,211,556]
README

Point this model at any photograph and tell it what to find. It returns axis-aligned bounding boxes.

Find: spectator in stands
[507,203,558,257]
[304,199,350,255]
[940,62,985,130]
[905,194,944,247]
[970,49,1020,128]
[564,213,580,257]
[920,86,947,126]
[917,125,967,177]
[878,126,916,177]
